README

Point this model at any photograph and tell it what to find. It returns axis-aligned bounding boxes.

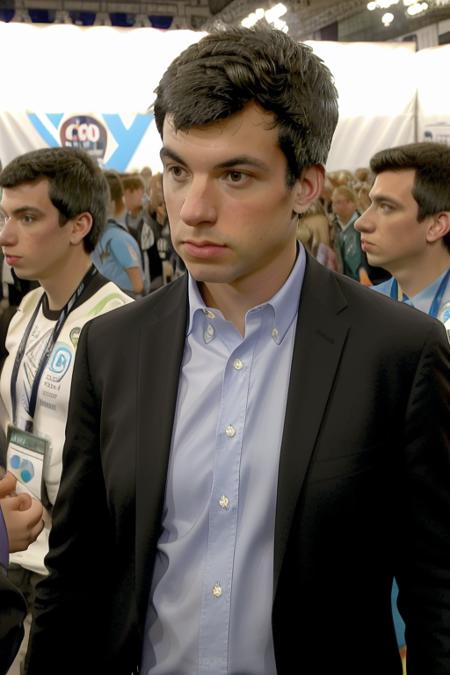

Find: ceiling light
[241,8,264,28]
[265,3,287,22]
[241,4,289,32]
[381,10,395,23]
[406,1,429,13]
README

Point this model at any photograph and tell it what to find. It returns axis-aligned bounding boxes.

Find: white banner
[0,22,447,173]
[415,44,450,146]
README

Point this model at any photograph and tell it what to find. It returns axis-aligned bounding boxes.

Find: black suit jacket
[27,255,450,675]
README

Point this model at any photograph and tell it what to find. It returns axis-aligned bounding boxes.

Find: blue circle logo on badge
[49,345,72,380]
[10,455,34,483]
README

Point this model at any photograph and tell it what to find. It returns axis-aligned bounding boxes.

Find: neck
[393,249,450,298]
[42,254,92,311]
[199,244,297,336]
[130,207,142,218]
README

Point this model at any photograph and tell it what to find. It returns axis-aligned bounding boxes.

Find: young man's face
[355,169,432,274]
[0,179,77,283]
[161,102,321,298]
[124,187,144,214]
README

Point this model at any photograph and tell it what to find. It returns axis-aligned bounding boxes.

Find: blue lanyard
[390,267,450,319]
[10,265,97,431]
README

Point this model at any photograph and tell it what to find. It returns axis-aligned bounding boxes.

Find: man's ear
[69,212,93,246]
[426,211,450,244]
[292,164,325,215]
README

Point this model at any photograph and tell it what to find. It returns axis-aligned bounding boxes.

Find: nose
[354,207,373,233]
[179,177,217,227]
[0,216,18,246]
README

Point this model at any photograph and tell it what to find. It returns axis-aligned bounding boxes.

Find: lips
[360,240,374,252]
[4,255,22,266]
[182,240,227,259]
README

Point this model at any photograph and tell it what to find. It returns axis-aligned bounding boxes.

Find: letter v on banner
[102,114,153,171]
[26,112,154,172]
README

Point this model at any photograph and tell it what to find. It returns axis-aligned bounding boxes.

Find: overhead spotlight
[265,3,287,23]
[241,4,289,31]
[241,8,264,28]
[406,1,428,13]
[381,11,395,24]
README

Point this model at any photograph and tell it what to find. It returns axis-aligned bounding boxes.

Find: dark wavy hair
[153,26,339,187]
[0,147,109,252]
[370,141,450,252]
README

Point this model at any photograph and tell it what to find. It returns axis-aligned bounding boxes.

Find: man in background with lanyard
[356,141,450,332]
[355,140,450,659]
[0,147,133,672]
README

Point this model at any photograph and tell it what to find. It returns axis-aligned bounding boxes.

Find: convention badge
[5,425,48,500]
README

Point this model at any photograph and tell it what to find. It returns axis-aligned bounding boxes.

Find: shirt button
[272,328,279,341]
[219,495,230,509]
[225,425,236,438]
[212,583,223,598]
[233,358,244,370]
[204,324,215,343]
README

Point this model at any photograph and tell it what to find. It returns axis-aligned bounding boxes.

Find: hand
[0,493,44,553]
[0,470,17,498]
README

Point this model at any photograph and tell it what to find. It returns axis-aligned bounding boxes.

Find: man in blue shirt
[356,141,450,327]
[27,28,450,675]
[92,171,144,298]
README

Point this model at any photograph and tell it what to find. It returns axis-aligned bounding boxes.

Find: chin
[12,269,37,281]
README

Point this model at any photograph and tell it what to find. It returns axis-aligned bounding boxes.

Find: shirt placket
[197,315,258,675]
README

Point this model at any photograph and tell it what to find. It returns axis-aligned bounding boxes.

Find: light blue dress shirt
[141,246,306,675]
[373,267,450,321]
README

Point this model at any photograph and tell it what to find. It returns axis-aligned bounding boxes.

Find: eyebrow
[0,206,44,217]
[160,147,270,172]
[369,194,402,208]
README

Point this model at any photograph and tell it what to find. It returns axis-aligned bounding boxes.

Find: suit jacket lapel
[274,255,350,592]
[135,276,188,628]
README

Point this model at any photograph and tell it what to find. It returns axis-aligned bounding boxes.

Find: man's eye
[380,203,393,214]
[226,171,248,184]
[22,215,36,224]
[167,166,186,179]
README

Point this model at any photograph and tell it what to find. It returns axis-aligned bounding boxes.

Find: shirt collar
[186,243,306,344]
[337,210,359,231]
[409,265,450,306]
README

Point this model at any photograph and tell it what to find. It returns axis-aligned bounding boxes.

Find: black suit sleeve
[398,320,450,674]
[0,572,26,675]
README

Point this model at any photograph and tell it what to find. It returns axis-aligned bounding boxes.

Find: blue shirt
[141,246,306,675]
[91,219,143,293]
[373,268,450,323]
